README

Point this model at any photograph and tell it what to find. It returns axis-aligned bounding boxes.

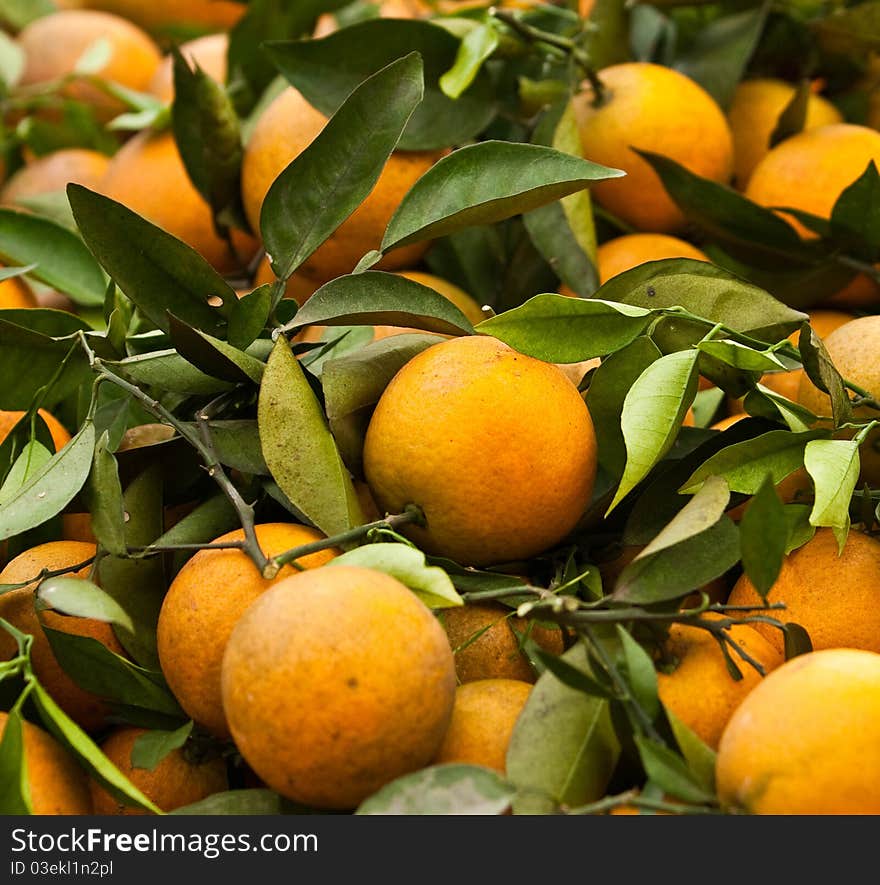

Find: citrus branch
[0,557,96,597]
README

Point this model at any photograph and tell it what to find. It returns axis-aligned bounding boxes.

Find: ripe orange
[157,523,338,738]
[221,565,457,810]
[434,678,532,773]
[0,712,92,814]
[657,614,784,750]
[0,270,37,309]
[727,528,880,654]
[57,0,245,35]
[726,78,842,189]
[0,541,125,732]
[16,11,161,121]
[796,315,880,484]
[363,335,598,566]
[147,32,227,102]
[90,727,228,814]
[0,149,110,207]
[0,409,71,452]
[100,129,258,273]
[595,233,709,285]
[572,62,734,232]
[241,87,444,282]
[440,602,564,683]
[716,648,880,814]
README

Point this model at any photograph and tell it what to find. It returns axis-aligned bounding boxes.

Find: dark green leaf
[530,649,614,699]
[739,475,788,598]
[109,351,233,397]
[666,709,716,794]
[266,18,496,151]
[769,79,811,149]
[477,294,651,363]
[171,788,288,815]
[84,431,126,556]
[262,54,424,281]
[67,185,235,336]
[0,706,31,814]
[616,626,660,721]
[380,141,623,255]
[782,622,813,660]
[357,764,515,815]
[169,315,264,384]
[0,208,106,306]
[635,736,716,804]
[228,285,272,351]
[783,503,816,554]
[829,161,880,261]
[130,721,193,771]
[259,337,363,535]
[287,272,475,337]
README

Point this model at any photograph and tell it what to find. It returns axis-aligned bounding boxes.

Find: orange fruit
[363,335,598,566]
[221,565,457,810]
[0,712,92,814]
[157,523,338,738]
[0,149,110,207]
[90,727,228,814]
[241,87,444,282]
[657,614,784,750]
[0,409,71,452]
[796,315,880,484]
[727,528,880,655]
[746,124,880,238]
[57,0,245,35]
[100,129,258,273]
[0,269,37,309]
[147,32,227,102]
[0,541,125,732]
[440,602,564,683]
[573,62,734,232]
[727,78,843,189]
[595,233,709,284]
[434,678,532,773]
[17,11,161,121]
[716,648,880,814]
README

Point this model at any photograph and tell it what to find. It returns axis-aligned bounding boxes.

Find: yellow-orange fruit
[0,149,110,207]
[221,566,457,810]
[0,271,36,309]
[90,727,228,814]
[241,87,443,281]
[157,523,338,738]
[101,130,258,273]
[147,32,227,102]
[17,11,161,120]
[716,648,880,814]
[363,336,598,566]
[0,542,124,732]
[434,679,532,773]
[727,79,843,189]
[58,0,244,35]
[0,712,92,814]
[440,602,564,683]
[0,409,70,452]
[727,528,880,654]
[573,63,733,232]
[657,615,784,750]
[596,233,709,284]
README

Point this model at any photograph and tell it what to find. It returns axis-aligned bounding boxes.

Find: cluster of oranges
[0,0,880,818]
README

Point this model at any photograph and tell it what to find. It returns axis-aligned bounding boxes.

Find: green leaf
[168,315,264,384]
[814,2,880,54]
[130,721,193,772]
[782,622,813,660]
[0,706,31,815]
[666,708,716,795]
[697,339,790,373]
[439,21,499,100]
[182,420,268,476]
[357,764,515,815]
[635,736,716,804]
[266,18,496,151]
[329,543,462,609]
[67,185,235,336]
[506,643,620,814]
[477,295,651,364]
[171,789,287,816]
[608,350,699,513]
[804,438,860,550]
[616,626,660,721]
[30,680,161,815]
[595,258,808,343]
[613,517,741,604]
[380,141,623,255]
[259,337,363,536]
[0,421,95,542]
[798,325,852,426]
[84,431,126,556]
[0,441,52,505]
[674,3,769,109]
[783,503,816,554]
[769,80,811,149]
[109,351,234,397]
[680,429,827,495]
[829,160,880,261]
[43,628,184,719]
[152,494,238,577]
[228,285,272,351]
[287,272,475,337]
[529,649,614,700]
[37,577,134,634]
[739,474,788,598]
[585,336,662,478]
